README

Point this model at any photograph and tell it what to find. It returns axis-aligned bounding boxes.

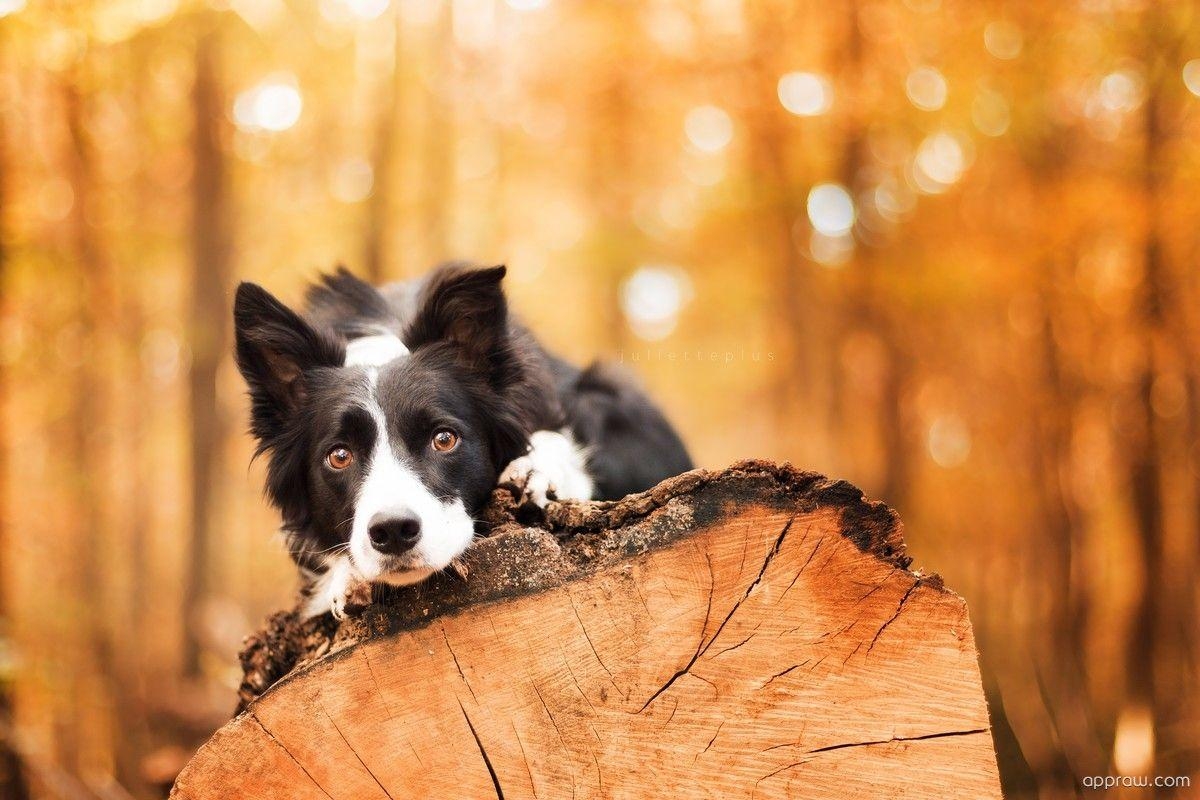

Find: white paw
[500,430,594,507]
[302,554,361,620]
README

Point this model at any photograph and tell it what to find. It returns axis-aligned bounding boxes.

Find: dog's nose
[367,512,421,555]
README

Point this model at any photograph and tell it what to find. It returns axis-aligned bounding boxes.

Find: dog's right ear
[233,282,345,428]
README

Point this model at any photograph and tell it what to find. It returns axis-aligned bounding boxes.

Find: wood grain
[173,461,1002,799]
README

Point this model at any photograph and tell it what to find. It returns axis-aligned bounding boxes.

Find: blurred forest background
[0,0,1198,796]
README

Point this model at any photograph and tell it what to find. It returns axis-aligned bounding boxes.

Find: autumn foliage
[0,0,1198,796]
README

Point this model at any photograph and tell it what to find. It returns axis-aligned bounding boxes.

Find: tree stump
[172,461,1001,799]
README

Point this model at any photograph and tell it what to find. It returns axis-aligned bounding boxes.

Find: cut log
[172,461,1001,799]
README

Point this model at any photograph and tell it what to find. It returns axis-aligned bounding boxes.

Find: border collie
[234,264,692,618]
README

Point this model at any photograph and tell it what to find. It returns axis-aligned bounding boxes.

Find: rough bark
[173,461,1000,799]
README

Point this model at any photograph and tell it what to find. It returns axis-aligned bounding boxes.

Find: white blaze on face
[345,332,409,367]
[342,335,475,583]
[348,408,475,582]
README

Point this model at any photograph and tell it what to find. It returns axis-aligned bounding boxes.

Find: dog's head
[234,265,531,585]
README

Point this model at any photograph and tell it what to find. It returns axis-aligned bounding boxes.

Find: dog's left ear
[405,264,511,378]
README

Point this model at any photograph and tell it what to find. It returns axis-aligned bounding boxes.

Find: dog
[233,264,693,618]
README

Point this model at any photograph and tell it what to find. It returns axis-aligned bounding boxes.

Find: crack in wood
[566,592,617,683]
[779,527,816,600]
[322,705,394,799]
[753,728,989,794]
[531,681,569,749]
[360,649,397,720]
[713,633,756,658]
[694,721,725,764]
[441,624,478,703]
[248,712,334,800]
[559,649,598,713]
[631,579,651,615]
[458,700,505,800]
[867,578,922,655]
[637,515,797,712]
[512,726,538,800]
[857,568,900,603]
[806,727,990,755]
[760,661,809,690]
[752,759,814,795]
[660,696,679,729]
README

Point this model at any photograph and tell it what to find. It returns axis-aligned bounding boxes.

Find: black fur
[234,264,692,574]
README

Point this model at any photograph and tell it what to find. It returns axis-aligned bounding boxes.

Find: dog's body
[234,264,692,618]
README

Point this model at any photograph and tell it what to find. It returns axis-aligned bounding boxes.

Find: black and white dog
[234,264,692,618]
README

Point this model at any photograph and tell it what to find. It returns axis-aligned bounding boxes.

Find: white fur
[347,391,476,587]
[344,333,408,367]
[302,554,361,620]
[500,429,594,506]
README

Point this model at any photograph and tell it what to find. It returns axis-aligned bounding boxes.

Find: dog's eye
[431,429,460,452]
[326,446,354,470]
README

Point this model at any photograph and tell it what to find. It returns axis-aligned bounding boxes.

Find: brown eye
[326,446,354,470]
[431,429,459,452]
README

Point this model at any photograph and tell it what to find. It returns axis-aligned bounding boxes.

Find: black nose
[367,513,421,555]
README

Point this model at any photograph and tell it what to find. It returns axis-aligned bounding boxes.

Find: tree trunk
[416,2,452,267]
[0,45,31,800]
[183,20,233,679]
[173,462,1000,799]
[742,6,819,462]
[363,4,403,284]
[63,66,129,786]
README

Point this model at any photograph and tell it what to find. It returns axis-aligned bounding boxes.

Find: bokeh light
[505,0,550,11]
[1184,59,1200,97]
[232,73,303,133]
[0,0,26,18]
[905,66,948,111]
[809,231,854,267]
[684,105,734,153]
[620,265,693,341]
[807,183,856,236]
[927,415,971,468]
[777,72,833,117]
[912,130,969,193]
[1097,69,1145,114]
[983,21,1023,60]
[319,0,390,22]
[231,0,285,30]
[1113,706,1155,776]
[873,178,916,222]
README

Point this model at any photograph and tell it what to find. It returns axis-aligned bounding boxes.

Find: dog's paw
[302,555,363,620]
[500,430,593,507]
[329,591,348,621]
